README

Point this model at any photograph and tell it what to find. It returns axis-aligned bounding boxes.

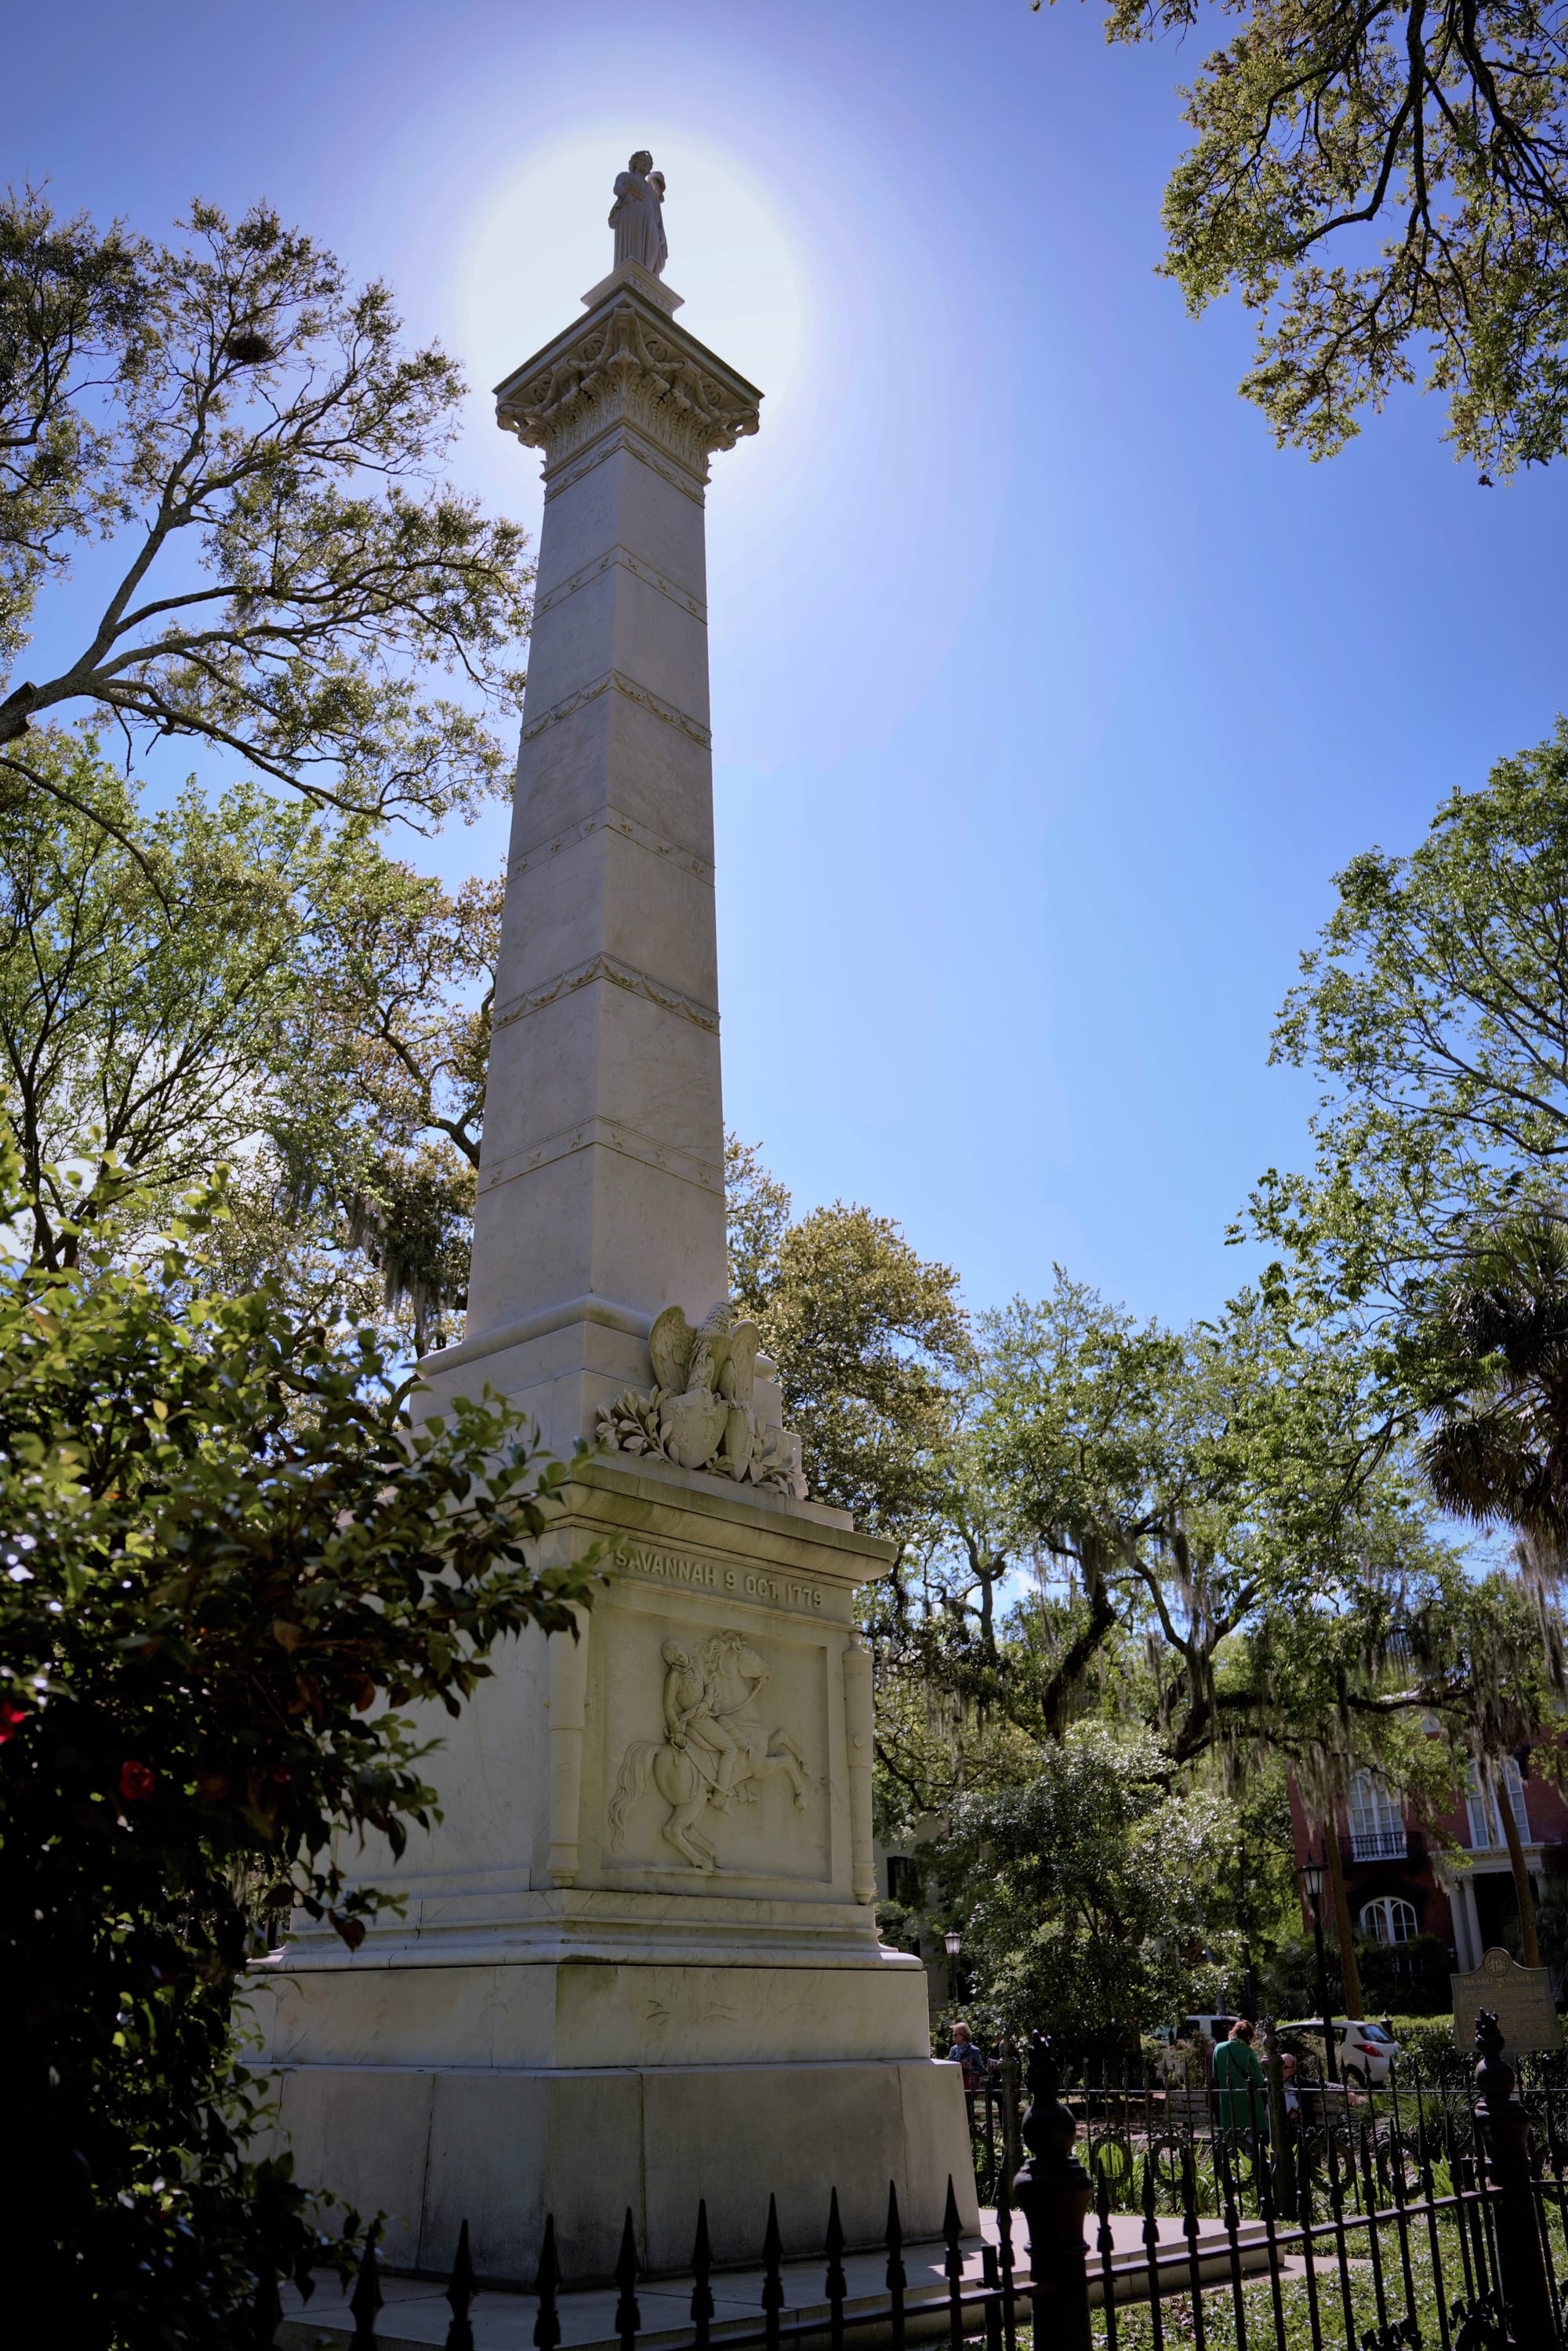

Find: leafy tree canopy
[1040,0,1568,470]
[1,725,495,1351]
[876,1266,1443,1811]
[1258,719,1568,1316]
[1420,1207,1568,1545]
[0,1143,595,2346]
[0,188,531,832]
[948,1721,1240,2053]
[726,1133,974,1538]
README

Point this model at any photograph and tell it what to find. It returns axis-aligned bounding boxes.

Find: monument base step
[274,2210,1275,2349]
[263,2055,975,2282]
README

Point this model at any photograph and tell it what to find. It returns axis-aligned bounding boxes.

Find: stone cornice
[518,665,710,750]
[494,286,762,482]
[510,803,713,888]
[492,948,720,1038]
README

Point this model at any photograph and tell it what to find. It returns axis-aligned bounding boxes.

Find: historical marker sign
[1450,1946,1563,2055]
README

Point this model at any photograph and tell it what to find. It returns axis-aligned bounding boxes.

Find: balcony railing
[1349,1828,1408,1862]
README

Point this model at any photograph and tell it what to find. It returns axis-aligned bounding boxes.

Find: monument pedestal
[252,191,975,2287]
[253,1462,976,2280]
[258,2057,965,2284]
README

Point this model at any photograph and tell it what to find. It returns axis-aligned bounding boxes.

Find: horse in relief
[607,1628,810,1871]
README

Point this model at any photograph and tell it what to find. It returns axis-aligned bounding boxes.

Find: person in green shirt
[1212,2018,1268,2135]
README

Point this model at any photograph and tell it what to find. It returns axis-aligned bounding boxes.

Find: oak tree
[0,191,531,835]
[0,726,499,1351]
[1044,0,1568,469]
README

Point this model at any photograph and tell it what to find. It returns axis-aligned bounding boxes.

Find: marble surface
[252,1956,934,2070]
[252,1459,898,1957]
[423,277,761,1464]
[252,270,969,2301]
[263,2055,978,2280]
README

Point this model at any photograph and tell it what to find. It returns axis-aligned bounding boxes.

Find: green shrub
[0,1149,597,2346]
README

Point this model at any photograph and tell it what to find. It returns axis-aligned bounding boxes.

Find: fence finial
[533,2215,561,2351]
[1472,2005,1557,2346]
[825,2186,847,2297]
[615,2208,641,2351]
[1011,2034,1091,2351]
[884,2182,907,2351]
[444,2218,476,2351]
[942,2175,963,2266]
[762,2193,785,2351]
[884,2180,905,2274]
[823,2186,847,2351]
[350,2226,383,2349]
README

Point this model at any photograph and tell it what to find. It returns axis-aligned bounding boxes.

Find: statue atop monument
[608,151,668,278]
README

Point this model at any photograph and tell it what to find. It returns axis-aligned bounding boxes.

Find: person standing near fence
[1212,2016,1267,2135]
[947,2020,987,2123]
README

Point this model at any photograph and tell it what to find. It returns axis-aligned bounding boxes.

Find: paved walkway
[277,2210,1274,2350]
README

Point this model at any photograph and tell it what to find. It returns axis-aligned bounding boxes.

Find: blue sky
[12,0,1568,1332]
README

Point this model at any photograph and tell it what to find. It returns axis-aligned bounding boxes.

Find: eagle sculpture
[595,1299,806,1496]
[648,1299,762,1474]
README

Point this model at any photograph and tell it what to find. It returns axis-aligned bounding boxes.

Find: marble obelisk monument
[252,156,975,2284]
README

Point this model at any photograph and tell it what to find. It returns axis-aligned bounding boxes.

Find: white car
[1281,2018,1402,2088]
[1167,2013,1241,2045]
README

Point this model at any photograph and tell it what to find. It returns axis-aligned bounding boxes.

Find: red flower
[0,1700,27,1745]
[118,1760,155,1803]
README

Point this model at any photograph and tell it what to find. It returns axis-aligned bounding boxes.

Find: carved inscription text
[622,1543,824,1612]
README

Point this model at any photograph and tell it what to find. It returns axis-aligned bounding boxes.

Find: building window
[886,1855,920,1906]
[1348,1771,1406,1862]
[1465,1758,1530,1851]
[1361,1895,1418,1946]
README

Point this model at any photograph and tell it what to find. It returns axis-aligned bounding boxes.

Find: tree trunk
[1323,1811,1365,2019]
[1492,1761,1542,1969]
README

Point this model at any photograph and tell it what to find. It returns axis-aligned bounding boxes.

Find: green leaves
[725,1134,974,1539]
[1062,0,1568,469]
[0,193,532,829]
[0,184,539,2341]
[872,1251,1463,1847]
[0,187,147,663]
[0,726,500,1354]
[0,1133,597,2343]
[949,1721,1240,2050]
[1259,718,1568,1309]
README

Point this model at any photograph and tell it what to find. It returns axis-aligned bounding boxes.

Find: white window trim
[1348,1770,1406,1862]
[1464,1757,1529,1852]
[1359,1894,1418,1947]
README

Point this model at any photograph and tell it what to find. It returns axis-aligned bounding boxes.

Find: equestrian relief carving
[596,1300,808,1499]
[608,1629,811,1871]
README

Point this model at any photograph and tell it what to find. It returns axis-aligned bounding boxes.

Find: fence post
[1009,2033,1092,2351]
[1261,2014,1298,2221]
[1473,2005,1560,2349]
[998,2038,1022,2193]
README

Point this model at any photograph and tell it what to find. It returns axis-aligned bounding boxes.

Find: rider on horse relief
[661,1640,740,1810]
[608,1628,811,1871]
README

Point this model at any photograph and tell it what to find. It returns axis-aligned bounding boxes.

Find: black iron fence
[321,2011,1560,2351]
[970,2038,1568,2226]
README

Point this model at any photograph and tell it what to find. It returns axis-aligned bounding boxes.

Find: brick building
[1288,1761,1568,1974]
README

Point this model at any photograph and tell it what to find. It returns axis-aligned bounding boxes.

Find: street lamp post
[1298,1858,1339,2086]
[944,1926,962,2007]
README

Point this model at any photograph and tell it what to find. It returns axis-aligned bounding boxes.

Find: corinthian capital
[495,277,763,485]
